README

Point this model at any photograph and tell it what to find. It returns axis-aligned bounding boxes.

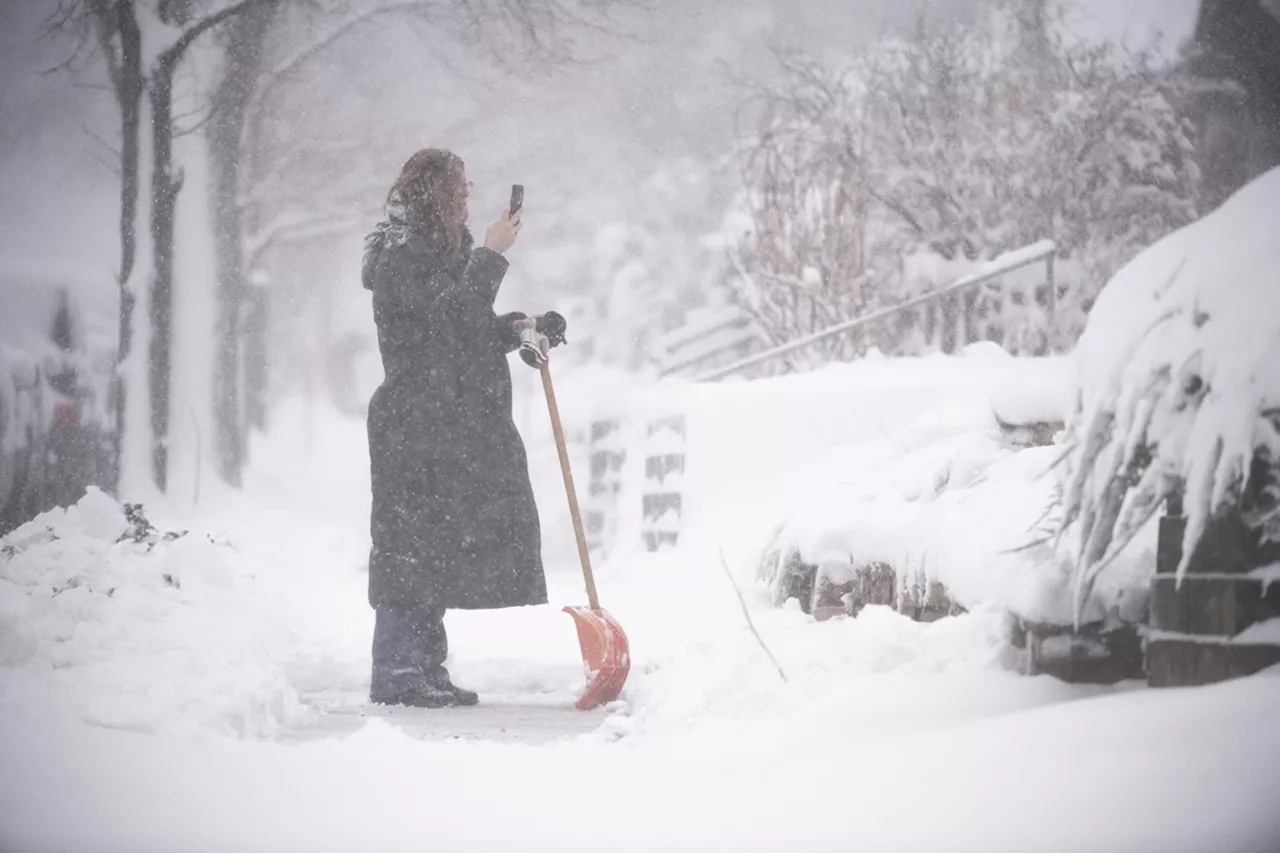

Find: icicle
[1176,435,1224,585]
[1059,407,1115,537]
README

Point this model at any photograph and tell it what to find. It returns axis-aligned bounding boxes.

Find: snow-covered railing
[657,306,764,379]
[693,239,1058,382]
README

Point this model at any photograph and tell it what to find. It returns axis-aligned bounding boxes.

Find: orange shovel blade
[563,606,631,711]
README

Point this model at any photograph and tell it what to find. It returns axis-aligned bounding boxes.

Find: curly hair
[386,148,466,250]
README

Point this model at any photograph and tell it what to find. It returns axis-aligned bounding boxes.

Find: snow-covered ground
[3,359,1280,852]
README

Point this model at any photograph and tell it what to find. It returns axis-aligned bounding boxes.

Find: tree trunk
[1189,0,1280,209]
[209,4,277,486]
[110,0,144,494]
[148,68,181,491]
[244,284,270,430]
[141,0,274,491]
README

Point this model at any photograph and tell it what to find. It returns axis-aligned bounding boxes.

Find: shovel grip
[539,361,600,611]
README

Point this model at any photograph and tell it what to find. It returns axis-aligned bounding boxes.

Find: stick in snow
[718,550,788,683]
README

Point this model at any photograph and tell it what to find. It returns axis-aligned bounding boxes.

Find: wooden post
[1147,480,1280,687]
[641,415,685,551]
[584,416,624,554]
[1045,251,1057,333]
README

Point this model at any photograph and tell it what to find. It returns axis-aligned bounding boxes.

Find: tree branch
[157,0,275,75]
[85,0,123,95]
[247,208,359,266]
[243,0,440,139]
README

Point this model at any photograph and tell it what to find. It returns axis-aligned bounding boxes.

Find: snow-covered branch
[242,0,438,141]
[247,208,359,266]
[156,0,276,73]
[724,3,1202,359]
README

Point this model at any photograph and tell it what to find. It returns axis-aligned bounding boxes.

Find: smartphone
[510,184,524,216]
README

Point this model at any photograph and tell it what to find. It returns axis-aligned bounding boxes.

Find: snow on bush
[755,419,1150,629]
[1059,166,1280,623]
[722,2,1203,360]
[0,267,116,442]
[0,487,308,737]
[673,347,1151,629]
[0,346,40,457]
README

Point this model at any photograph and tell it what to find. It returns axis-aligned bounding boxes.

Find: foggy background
[1,0,1196,299]
[0,0,1203,504]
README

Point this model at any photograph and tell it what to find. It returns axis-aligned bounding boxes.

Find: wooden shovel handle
[539,360,600,611]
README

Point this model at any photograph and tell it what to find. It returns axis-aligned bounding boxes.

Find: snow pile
[768,430,1148,627]
[693,404,1148,628]
[1060,166,1280,615]
[667,345,1072,492]
[602,346,1138,627]
[0,487,310,737]
[588,544,1037,744]
[581,347,1074,570]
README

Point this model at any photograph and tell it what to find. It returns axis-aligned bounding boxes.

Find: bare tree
[44,0,144,489]
[723,53,881,367]
[46,0,284,491]
[210,0,644,482]
[207,2,280,487]
[47,0,643,490]
[146,1,283,489]
[723,3,1204,364]
[1183,0,1280,208]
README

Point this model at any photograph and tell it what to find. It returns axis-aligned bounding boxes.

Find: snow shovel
[537,358,631,711]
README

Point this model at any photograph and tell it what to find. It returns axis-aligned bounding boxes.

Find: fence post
[584,416,625,554]
[1045,251,1057,344]
[641,414,685,551]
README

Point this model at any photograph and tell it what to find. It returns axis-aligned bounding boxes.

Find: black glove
[535,311,567,347]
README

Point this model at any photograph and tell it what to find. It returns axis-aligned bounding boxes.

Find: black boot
[420,606,479,706]
[370,606,462,708]
[370,675,459,709]
[424,671,479,706]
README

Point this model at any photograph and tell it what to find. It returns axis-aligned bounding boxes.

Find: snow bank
[583,347,1118,625]
[0,487,310,737]
[762,431,1148,626]
[1061,165,1280,612]
[580,348,1073,569]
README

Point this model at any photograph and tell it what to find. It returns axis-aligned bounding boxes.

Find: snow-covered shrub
[0,488,307,736]
[721,1,1202,361]
[1058,166,1280,624]
[0,281,116,534]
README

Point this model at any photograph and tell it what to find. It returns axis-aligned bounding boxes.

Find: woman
[360,148,563,708]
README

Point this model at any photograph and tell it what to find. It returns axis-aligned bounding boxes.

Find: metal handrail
[692,239,1058,382]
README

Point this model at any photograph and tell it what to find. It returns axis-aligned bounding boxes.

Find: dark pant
[370,605,448,694]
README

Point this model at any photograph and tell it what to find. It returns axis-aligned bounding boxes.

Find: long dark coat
[361,220,547,612]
